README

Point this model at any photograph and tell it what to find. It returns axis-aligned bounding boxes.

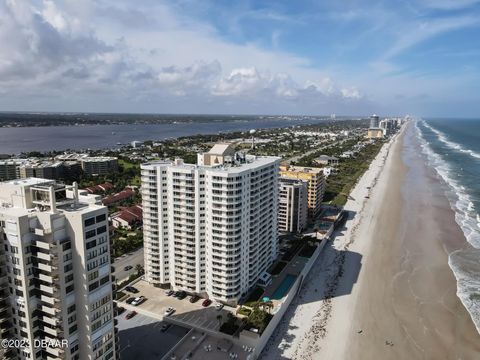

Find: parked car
[131,296,146,306]
[125,286,139,293]
[124,265,133,271]
[215,303,224,311]
[165,289,174,296]
[202,299,212,307]
[125,297,136,304]
[164,307,175,316]
[189,295,200,303]
[175,291,187,300]
[125,311,137,320]
[161,324,171,332]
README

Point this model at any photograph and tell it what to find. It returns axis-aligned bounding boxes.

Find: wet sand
[262,122,480,360]
[339,122,480,359]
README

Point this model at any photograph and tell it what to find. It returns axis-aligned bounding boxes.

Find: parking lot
[119,280,236,332]
[116,311,190,360]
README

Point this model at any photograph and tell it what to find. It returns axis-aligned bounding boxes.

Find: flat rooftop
[171,333,251,360]
[1,177,53,186]
[280,165,323,174]
[116,311,190,360]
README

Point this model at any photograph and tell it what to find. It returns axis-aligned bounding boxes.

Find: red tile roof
[102,189,135,206]
[85,182,113,194]
[113,205,143,225]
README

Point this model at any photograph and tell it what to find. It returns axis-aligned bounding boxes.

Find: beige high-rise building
[141,144,280,305]
[279,165,326,219]
[278,178,308,233]
[0,178,117,360]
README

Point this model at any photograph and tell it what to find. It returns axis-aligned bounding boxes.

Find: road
[114,247,144,282]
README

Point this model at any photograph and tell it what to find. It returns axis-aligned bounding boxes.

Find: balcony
[37,262,58,273]
[40,295,60,307]
[34,239,54,251]
[38,273,54,283]
[42,325,62,337]
[42,315,60,327]
[40,305,59,316]
[40,284,59,296]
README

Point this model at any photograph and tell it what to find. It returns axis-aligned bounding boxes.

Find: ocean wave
[416,120,480,335]
[449,249,480,335]
[415,120,480,249]
[421,120,480,160]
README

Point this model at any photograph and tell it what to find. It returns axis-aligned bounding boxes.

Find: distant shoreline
[0,117,361,154]
[0,112,340,128]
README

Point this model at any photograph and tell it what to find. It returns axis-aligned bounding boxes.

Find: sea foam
[415,120,480,334]
[422,121,480,160]
[416,120,480,249]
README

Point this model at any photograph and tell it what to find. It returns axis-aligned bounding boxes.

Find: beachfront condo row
[0,179,117,360]
[279,165,326,220]
[141,143,280,305]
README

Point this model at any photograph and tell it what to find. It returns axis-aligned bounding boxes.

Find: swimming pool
[271,274,297,300]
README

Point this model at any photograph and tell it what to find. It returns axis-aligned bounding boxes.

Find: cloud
[0,0,366,114]
[341,87,362,99]
[383,16,479,60]
[157,61,222,96]
[212,68,362,102]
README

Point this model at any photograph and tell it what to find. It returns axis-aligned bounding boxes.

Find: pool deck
[262,252,310,307]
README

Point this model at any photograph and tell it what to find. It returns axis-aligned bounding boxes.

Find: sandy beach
[262,122,480,359]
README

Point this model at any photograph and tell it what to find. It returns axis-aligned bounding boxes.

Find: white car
[164,307,175,316]
[131,296,146,306]
[215,303,224,311]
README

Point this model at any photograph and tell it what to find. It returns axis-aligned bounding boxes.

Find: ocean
[416,118,480,334]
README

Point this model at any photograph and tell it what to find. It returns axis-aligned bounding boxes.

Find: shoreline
[262,121,403,359]
[262,121,480,359]
[415,120,480,335]
[341,121,480,359]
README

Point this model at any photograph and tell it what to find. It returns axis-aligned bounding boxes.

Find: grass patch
[237,307,252,316]
[118,159,138,170]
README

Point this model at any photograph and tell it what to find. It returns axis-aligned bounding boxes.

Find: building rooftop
[1,177,53,186]
[279,165,324,174]
[208,143,236,156]
[143,155,279,173]
[316,155,339,161]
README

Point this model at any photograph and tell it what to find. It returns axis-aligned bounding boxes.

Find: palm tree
[135,264,144,276]
[262,300,274,314]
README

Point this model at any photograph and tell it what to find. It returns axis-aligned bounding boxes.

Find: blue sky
[1,0,480,116]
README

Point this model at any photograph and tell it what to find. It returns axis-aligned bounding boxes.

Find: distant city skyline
[1,0,480,117]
